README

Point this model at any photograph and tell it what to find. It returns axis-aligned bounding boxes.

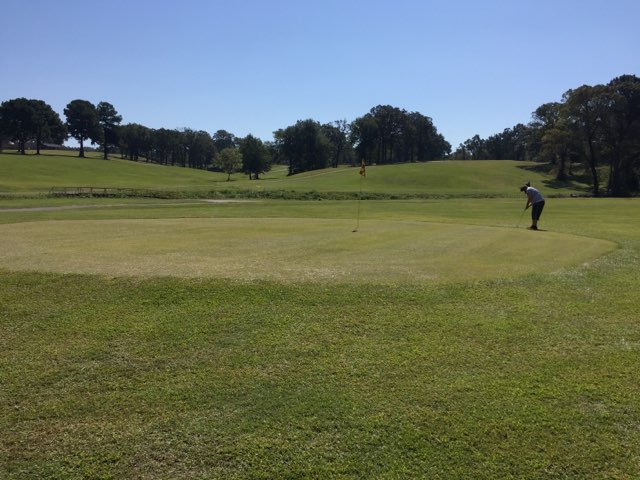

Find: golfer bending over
[521,183,545,230]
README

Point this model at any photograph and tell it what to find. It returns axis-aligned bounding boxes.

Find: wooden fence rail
[49,186,157,197]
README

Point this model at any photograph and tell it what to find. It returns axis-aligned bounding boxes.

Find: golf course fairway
[0,218,615,283]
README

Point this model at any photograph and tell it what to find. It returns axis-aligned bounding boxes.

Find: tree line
[0,99,272,180]
[2,74,638,195]
[274,106,450,175]
[0,99,451,179]
[452,74,640,196]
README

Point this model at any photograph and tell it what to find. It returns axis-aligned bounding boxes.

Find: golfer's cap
[520,185,528,192]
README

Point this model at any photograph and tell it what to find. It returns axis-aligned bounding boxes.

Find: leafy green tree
[351,107,449,164]
[64,99,101,157]
[470,125,530,162]
[0,98,66,154]
[240,134,271,179]
[215,147,243,181]
[510,123,532,161]
[149,128,182,166]
[96,101,122,160]
[322,120,351,168]
[350,114,379,165]
[529,103,577,180]
[404,112,450,161]
[275,120,330,175]
[563,85,608,195]
[212,130,237,152]
[181,129,215,169]
[263,140,280,165]
[451,143,468,160]
[118,123,151,161]
[30,100,66,154]
[601,75,640,195]
[461,74,639,195]
[540,120,578,181]
[369,105,404,164]
[0,98,36,154]
[463,135,487,160]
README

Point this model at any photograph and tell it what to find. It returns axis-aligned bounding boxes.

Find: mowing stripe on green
[0,218,615,283]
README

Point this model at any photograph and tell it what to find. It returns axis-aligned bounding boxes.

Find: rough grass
[2,265,638,479]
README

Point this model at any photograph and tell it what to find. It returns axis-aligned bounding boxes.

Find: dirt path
[0,199,253,213]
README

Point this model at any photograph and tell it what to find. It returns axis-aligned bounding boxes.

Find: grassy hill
[0,150,591,198]
[282,161,589,197]
[0,151,231,193]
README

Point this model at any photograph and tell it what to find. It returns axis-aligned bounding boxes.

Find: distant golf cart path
[0,199,254,213]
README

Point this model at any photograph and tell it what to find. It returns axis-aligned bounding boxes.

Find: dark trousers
[532,201,545,220]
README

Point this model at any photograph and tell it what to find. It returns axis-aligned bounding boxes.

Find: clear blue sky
[2,0,638,149]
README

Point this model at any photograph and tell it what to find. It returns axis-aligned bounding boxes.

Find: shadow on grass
[517,163,592,194]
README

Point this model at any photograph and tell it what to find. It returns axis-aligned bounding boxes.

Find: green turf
[0,158,638,478]
[0,151,233,192]
[278,160,589,196]
[0,216,615,282]
[0,151,589,197]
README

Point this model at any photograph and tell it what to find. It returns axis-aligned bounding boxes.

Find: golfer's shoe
[527,225,538,230]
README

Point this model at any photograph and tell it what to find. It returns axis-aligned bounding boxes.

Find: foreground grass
[1,199,639,478]
[1,264,638,478]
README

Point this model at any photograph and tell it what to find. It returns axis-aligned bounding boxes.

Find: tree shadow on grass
[517,163,592,194]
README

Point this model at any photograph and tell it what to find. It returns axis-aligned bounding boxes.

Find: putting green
[0,218,616,283]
